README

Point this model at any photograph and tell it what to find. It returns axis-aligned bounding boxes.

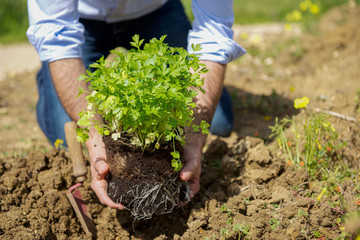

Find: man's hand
[85,130,124,210]
[180,61,226,198]
[180,132,207,197]
[49,59,123,209]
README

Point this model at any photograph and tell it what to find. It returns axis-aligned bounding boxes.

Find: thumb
[94,158,109,179]
[180,152,201,181]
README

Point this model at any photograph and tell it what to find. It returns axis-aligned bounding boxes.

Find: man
[27,0,245,210]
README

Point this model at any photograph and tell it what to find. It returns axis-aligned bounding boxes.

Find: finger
[189,179,200,198]
[180,155,200,182]
[91,179,124,210]
[93,157,109,179]
[188,163,201,196]
[181,167,201,205]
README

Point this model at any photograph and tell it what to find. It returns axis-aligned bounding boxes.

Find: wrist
[185,131,207,150]
[85,128,104,155]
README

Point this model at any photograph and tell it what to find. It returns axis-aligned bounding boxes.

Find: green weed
[297,208,309,219]
[269,219,280,229]
[270,97,343,179]
[219,204,251,240]
[270,96,360,238]
[181,0,359,25]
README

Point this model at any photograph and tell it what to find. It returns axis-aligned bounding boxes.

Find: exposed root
[108,176,190,221]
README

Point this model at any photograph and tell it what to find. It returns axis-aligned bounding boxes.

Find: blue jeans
[36,0,233,146]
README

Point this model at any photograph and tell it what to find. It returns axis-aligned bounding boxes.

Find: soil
[1,3,360,239]
[104,135,189,220]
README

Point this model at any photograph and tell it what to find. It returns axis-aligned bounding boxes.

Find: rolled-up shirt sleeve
[27,0,85,62]
[187,0,246,64]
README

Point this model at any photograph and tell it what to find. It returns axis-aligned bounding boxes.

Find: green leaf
[76,86,85,97]
[130,34,144,49]
[165,134,172,141]
[191,43,202,52]
[192,124,200,133]
[170,150,180,159]
[188,102,196,108]
[171,159,183,172]
[76,127,89,142]
[78,74,88,82]
[200,120,210,135]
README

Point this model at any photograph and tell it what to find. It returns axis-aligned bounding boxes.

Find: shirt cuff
[27,22,84,62]
[187,29,246,64]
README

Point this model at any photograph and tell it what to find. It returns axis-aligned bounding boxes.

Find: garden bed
[1,4,360,239]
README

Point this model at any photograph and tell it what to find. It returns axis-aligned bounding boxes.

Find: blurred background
[0,0,359,44]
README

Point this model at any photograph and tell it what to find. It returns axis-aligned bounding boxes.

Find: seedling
[312,230,322,238]
[220,204,232,215]
[220,228,230,239]
[76,35,209,171]
[220,204,234,225]
[297,208,309,219]
[233,223,251,240]
[220,204,251,239]
[269,219,280,229]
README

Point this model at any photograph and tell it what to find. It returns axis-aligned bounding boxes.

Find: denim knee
[210,88,234,137]
[36,62,71,146]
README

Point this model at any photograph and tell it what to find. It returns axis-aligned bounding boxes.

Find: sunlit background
[0,0,359,44]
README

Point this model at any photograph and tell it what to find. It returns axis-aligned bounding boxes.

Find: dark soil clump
[104,135,190,220]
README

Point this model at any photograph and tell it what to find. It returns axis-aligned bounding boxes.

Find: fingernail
[99,165,106,175]
[181,172,189,181]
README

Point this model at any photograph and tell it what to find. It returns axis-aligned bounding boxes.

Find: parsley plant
[77,35,209,171]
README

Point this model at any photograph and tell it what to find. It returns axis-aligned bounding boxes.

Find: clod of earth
[104,135,190,220]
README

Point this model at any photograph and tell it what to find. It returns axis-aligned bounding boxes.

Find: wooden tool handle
[65,121,87,183]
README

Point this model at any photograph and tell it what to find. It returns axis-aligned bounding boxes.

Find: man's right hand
[85,130,124,210]
[49,59,123,210]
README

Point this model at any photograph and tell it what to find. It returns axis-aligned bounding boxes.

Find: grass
[270,96,360,238]
[0,0,28,44]
[1,0,359,44]
[181,0,360,24]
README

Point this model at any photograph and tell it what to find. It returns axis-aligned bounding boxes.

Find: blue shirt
[27,0,246,64]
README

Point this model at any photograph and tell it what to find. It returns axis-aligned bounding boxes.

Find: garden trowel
[64,121,96,237]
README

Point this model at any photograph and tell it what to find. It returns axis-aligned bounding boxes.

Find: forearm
[49,58,104,156]
[186,60,226,147]
[49,58,87,121]
[181,60,225,193]
[50,61,122,209]
[195,60,226,123]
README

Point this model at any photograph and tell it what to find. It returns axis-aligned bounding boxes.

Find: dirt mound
[0,137,345,239]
